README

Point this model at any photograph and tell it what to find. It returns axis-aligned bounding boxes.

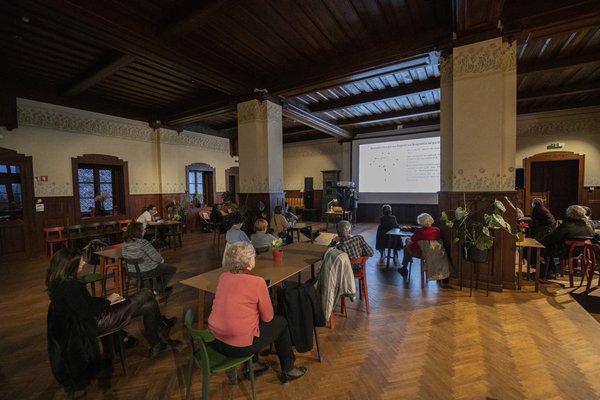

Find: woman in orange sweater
[207,242,307,383]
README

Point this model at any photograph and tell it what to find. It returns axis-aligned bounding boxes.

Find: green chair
[184,309,256,400]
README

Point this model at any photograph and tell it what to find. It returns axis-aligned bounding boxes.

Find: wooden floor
[3,223,600,400]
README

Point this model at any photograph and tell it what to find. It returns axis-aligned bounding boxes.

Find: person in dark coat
[375,204,400,259]
[531,198,556,241]
[46,248,176,396]
[541,205,594,277]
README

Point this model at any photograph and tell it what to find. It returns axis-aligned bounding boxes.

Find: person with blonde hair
[208,242,307,383]
[250,218,277,252]
[400,213,440,275]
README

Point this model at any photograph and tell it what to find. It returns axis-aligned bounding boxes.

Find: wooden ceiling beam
[338,104,440,126]
[281,103,352,140]
[518,52,600,74]
[308,78,440,113]
[34,0,250,95]
[64,54,136,96]
[351,118,441,135]
[518,98,600,114]
[518,81,600,102]
[159,0,233,37]
[268,31,446,97]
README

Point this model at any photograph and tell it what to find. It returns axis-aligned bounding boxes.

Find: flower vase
[272,250,283,262]
[520,232,526,242]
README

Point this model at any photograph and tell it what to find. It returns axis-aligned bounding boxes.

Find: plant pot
[519,232,526,242]
[272,250,283,262]
[463,245,489,263]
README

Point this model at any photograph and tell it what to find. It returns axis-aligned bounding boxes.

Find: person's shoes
[157,286,173,302]
[161,315,177,328]
[149,340,176,359]
[280,366,307,384]
[244,362,270,378]
[397,266,408,276]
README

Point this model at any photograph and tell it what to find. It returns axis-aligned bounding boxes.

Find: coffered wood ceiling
[1,0,599,143]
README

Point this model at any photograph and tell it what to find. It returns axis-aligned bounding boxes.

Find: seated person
[270,205,290,238]
[401,213,441,275]
[250,219,277,252]
[531,198,556,241]
[137,204,167,244]
[46,248,176,395]
[208,242,307,383]
[226,214,250,244]
[329,220,374,264]
[375,204,400,259]
[542,204,594,278]
[122,222,177,296]
[210,204,224,226]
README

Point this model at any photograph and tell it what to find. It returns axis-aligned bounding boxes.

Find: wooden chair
[85,222,106,242]
[43,226,68,257]
[66,224,88,249]
[562,238,594,287]
[341,256,370,314]
[102,220,120,244]
[98,322,130,376]
[124,256,157,297]
[213,222,224,251]
[184,309,256,400]
[165,223,183,250]
[199,211,213,230]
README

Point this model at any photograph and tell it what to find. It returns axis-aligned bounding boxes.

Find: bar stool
[562,238,593,287]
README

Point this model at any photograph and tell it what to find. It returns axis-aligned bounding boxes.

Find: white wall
[0,99,236,197]
[283,138,344,190]
[516,106,600,186]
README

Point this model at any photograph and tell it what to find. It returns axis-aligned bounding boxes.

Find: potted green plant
[271,238,285,262]
[440,194,516,262]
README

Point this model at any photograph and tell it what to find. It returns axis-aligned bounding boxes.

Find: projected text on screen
[358,136,440,193]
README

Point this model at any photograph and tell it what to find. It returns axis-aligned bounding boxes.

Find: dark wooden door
[530,160,579,218]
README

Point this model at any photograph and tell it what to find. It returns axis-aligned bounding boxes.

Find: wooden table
[289,222,313,243]
[147,220,180,240]
[516,237,545,292]
[324,210,351,231]
[95,244,125,295]
[385,228,412,268]
[181,241,326,327]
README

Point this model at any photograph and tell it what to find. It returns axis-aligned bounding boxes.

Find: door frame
[523,151,584,215]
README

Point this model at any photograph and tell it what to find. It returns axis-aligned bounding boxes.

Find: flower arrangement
[272,238,285,251]
[516,221,529,241]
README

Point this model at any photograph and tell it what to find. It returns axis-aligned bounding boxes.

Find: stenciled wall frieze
[440,54,453,85]
[518,116,600,137]
[237,100,282,125]
[18,105,156,142]
[442,167,515,192]
[158,129,229,152]
[240,175,283,193]
[18,104,230,152]
[34,181,72,197]
[453,40,516,78]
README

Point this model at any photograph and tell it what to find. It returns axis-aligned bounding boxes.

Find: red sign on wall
[35,176,48,182]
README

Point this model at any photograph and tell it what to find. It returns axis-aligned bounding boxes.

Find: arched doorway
[523,151,584,217]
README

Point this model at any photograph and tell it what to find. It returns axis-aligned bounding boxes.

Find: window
[186,163,215,206]
[0,163,23,220]
[188,170,204,199]
[72,155,129,218]
[77,165,115,213]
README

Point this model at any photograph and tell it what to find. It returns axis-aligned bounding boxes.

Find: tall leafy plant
[440,194,516,251]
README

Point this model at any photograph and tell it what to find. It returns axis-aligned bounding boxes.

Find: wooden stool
[43,226,68,257]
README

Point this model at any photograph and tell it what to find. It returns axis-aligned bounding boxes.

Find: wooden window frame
[186,163,215,206]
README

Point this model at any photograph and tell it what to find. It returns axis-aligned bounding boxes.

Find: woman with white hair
[207,242,307,383]
[541,204,594,278]
[400,213,441,275]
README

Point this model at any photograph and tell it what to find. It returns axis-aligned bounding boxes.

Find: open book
[109,293,127,305]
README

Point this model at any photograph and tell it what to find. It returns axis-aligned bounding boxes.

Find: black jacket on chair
[276,281,325,353]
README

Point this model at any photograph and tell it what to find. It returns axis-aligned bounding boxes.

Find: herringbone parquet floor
[2,223,600,400]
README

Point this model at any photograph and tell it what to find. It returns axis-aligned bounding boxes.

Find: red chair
[44,226,68,257]
[562,239,593,287]
[341,256,370,315]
